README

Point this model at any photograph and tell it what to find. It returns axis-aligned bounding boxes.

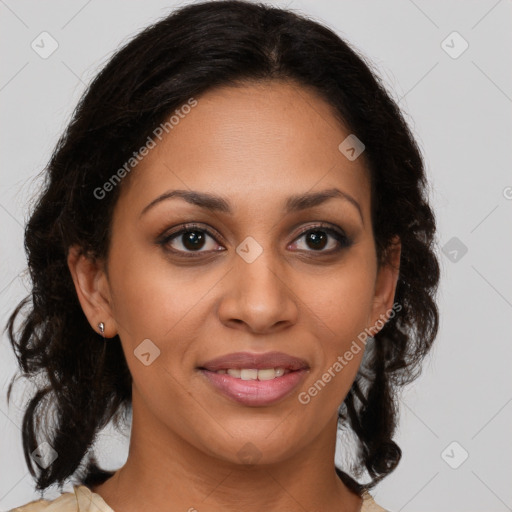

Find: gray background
[1,1,511,511]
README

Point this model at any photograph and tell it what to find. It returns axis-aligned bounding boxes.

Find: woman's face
[73,80,399,466]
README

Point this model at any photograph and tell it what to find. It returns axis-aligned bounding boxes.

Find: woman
[6,1,440,511]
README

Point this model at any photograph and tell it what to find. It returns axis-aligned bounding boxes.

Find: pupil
[307,230,327,250]
[183,231,205,251]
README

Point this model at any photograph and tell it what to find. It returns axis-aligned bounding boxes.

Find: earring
[98,322,105,337]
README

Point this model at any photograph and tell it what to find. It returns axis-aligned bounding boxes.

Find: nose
[217,246,299,334]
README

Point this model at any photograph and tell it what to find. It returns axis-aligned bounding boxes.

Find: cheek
[106,247,209,422]
[295,254,375,404]
[302,257,376,342]
[105,238,224,408]
[107,236,217,344]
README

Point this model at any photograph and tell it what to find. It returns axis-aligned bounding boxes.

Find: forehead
[118,80,371,216]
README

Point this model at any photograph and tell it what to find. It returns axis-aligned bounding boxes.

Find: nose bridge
[234,233,286,297]
[218,233,298,332]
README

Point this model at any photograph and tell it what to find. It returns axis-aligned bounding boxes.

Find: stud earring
[98,322,105,337]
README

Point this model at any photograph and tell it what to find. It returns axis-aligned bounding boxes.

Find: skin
[68,80,400,512]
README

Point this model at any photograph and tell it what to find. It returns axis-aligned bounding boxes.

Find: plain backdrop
[1,1,511,511]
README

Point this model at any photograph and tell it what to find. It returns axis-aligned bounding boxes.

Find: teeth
[220,368,288,380]
[257,368,278,380]
[240,369,258,380]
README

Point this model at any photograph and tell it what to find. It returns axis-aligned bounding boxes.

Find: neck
[90,391,363,512]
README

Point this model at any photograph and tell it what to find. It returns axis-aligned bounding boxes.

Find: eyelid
[293,222,345,238]
[158,222,223,243]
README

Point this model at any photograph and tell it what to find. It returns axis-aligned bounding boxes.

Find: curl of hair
[6,0,439,497]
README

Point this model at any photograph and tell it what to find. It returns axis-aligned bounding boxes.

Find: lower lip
[199,369,308,406]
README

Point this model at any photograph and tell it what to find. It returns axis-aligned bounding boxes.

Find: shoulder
[8,490,78,512]
[11,484,385,512]
[8,485,113,512]
[361,490,391,512]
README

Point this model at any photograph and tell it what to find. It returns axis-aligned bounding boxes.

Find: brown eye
[180,230,207,251]
[159,224,224,256]
[304,230,328,250]
[290,225,352,253]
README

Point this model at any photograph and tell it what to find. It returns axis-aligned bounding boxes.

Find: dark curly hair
[6,0,440,498]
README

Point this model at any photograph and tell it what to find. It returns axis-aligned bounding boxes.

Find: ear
[67,245,116,338]
[368,235,401,334]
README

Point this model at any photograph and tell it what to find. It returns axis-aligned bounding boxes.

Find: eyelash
[157,222,352,258]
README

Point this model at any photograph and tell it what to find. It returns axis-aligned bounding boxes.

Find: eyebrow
[139,187,363,222]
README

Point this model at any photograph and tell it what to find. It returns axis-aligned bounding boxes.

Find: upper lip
[198,351,309,371]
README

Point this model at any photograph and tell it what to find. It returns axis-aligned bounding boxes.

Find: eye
[158,222,352,258]
[289,224,352,253]
[158,223,223,256]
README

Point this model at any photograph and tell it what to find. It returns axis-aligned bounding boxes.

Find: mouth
[198,350,309,372]
[197,351,310,407]
[207,367,293,380]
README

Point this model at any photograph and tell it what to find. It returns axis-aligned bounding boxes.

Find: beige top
[9,484,389,512]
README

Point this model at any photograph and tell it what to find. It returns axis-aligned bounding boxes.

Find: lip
[197,351,310,407]
[198,351,310,372]
[199,368,309,407]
